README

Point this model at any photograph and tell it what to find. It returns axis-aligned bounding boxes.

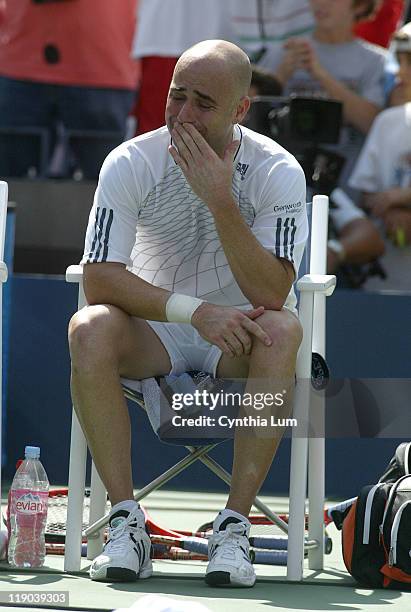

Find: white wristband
[166,293,204,323]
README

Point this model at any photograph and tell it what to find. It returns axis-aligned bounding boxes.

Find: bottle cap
[24,446,40,459]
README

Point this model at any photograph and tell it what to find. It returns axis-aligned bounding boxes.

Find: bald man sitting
[69,40,308,587]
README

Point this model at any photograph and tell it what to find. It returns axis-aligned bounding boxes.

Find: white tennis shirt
[82,124,308,312]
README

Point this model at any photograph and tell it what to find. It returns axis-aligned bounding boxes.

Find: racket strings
[46,492,111,541]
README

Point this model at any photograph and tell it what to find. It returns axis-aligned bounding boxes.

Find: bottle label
[10,490,48,525]
[15,493,46,514]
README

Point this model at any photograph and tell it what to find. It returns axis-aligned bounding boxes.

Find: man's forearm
[83,262,171,321]
[316,71,379,133]
[211,197,293,310]
[339,218,384,264]
[390,187,411,208]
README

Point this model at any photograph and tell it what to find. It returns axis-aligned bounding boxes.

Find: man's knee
[68,304,127,367]
[254,309,303,354]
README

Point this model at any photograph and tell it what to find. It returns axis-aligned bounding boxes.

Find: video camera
[246,95,345,194]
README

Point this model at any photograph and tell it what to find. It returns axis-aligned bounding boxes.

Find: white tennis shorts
[147,320,223,377]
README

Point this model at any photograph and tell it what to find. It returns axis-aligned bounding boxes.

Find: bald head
[176,40,252,101]
[166,40,252,156]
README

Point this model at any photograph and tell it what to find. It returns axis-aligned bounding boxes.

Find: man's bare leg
[216,309,302,517]
[68,304,172,506]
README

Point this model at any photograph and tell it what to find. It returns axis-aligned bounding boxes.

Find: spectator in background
[354,0,405,48]
[0,0,138,178]
[349,22,411,251]
[325,189,384,279]
[131,0,235,134]
[389,21,411,105]
[229,0,315,62]
[258,0,387,197]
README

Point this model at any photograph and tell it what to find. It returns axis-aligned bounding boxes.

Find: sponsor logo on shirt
[236,162,249,181]
[273,201,303,213]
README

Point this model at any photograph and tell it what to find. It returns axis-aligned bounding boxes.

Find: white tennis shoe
[205,520,256,587]
[90,504,152,582]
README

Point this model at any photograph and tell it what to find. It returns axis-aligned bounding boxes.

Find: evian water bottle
[7,446,49,568]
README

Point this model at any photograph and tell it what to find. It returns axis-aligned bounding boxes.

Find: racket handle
[250,535,332,554]
[250,536,288,550]
[182,537,209,556]
[251,549,287,565]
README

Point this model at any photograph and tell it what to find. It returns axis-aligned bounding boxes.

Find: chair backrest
[296,196,329,309]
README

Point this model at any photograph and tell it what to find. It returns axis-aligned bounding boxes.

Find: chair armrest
[0,261,8,283]
[66,264,84,284]
[297,274,336,297]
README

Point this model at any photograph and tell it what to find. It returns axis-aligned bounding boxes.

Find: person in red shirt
[0,0,139,178]
[354,0,405,48]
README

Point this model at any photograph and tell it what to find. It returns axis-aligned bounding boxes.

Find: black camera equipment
[246,95,345,193]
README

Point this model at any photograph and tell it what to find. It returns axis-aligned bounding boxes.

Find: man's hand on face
[191,302,272,358]
[169,122,240,209]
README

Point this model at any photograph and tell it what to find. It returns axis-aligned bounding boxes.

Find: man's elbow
[250,286,292,312]
[83,262,123,304]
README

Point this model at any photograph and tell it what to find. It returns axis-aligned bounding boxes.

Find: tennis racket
[7,488,352,562]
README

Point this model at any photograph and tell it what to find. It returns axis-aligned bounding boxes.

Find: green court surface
[1,490,410,612]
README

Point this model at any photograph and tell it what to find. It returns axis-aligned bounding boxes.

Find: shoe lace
[211,523,249,558]
[106,514,140,554]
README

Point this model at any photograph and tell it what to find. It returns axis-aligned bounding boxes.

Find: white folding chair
[0,182,10,503]
[64,194,336,581]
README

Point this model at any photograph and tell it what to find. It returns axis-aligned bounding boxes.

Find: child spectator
[349,23,411,248]
[348,22,411,289]
[258,0,387,196]
[389,21,411,106]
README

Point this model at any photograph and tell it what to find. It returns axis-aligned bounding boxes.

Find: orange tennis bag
[341,443,411,589]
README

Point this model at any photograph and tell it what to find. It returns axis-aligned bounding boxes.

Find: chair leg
[308,436,325,569]
[308,292,326,570]
[287,290,314,581]
[64,410,87,572]
[286,406,309,580]
[87,463,107,560]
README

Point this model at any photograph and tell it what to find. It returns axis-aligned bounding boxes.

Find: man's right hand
[191,303,272,358]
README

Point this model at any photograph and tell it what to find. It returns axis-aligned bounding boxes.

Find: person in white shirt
[132,0,235,134]
[69,40,307,588]
[350,23,411,248]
